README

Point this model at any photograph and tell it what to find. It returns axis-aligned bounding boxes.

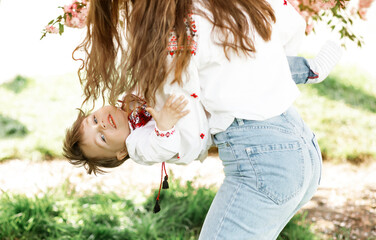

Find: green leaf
[59,23,64,35]
[48,19,54,25]
[40,32,47,40]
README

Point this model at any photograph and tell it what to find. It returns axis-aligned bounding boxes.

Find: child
[63,93,205,175]
[63,41,341,212]
[63,41,341,173]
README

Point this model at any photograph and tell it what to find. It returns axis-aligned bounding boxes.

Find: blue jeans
[287,56,318,84]
[199,107,322,240]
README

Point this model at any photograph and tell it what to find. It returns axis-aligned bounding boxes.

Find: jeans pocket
[245,141,304,205]
[216,141,235,161]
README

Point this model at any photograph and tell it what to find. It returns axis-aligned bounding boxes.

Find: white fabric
[126,0,305,165]
[126,64,212,165]
[194,0,305,134]
[127,120,179,165]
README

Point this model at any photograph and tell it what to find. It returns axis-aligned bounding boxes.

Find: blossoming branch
[40,0,89,40]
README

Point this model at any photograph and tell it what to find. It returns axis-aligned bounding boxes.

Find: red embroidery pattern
[155,128,176,138]
[168,14,198,56]
[191,93,198,98]
[200,133,205,139]
[284,0,287,5]
[128,104,152,130]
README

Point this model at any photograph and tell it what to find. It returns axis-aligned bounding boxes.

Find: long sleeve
[126,61,212,165]
[126,120,181,165]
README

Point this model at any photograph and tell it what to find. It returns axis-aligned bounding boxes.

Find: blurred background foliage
[0,1,375,239]
[0,73,83,161]
[1,64,375,164]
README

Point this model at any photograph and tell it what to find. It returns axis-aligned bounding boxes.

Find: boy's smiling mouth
[108,114,117,129]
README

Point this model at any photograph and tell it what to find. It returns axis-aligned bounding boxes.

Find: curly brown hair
[63,109,129,175]
[74,0,275,108]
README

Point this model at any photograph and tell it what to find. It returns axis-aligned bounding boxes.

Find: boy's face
[81,106,130,160]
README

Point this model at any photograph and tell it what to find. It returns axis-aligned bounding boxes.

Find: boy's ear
[116,148,128,161]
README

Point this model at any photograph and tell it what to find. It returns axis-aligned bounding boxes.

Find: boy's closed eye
[92,115,106,143]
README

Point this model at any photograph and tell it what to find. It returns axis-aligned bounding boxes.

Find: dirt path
[302,162,376,239]
[0,158,375,239]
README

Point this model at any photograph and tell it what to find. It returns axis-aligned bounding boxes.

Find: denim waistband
[217,106,314,142]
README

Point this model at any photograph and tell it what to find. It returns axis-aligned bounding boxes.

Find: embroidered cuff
[154,125,176,138]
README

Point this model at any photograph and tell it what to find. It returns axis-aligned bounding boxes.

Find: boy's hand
[146,95,190,131]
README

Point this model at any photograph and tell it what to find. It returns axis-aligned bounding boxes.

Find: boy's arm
[126,95,187,165]
[146,95,189,131]
[126,93,211,165]
[126,119,182,165]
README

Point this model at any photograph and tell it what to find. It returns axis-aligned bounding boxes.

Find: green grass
[0,114,28,138]
[1,75,33,94]
[295,65,376,163]
[0,181,318,240]
[0,73,84,161]
[0,64,375,163]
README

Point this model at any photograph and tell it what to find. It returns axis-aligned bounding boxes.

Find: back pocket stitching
[245,141,304,205]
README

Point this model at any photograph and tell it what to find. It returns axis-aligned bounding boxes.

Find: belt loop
[236,118,244,126]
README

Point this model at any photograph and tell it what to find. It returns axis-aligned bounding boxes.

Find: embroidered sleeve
[154,125,176,138]
[126,120,181,166]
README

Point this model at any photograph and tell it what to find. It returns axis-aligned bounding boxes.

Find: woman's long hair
[75,0,276,107]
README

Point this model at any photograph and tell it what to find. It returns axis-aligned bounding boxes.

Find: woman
[76,0,322,239]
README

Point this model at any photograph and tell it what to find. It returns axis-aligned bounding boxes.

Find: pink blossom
[287,0,300,12]
[319,0,336,10]
[71,17,80,26]
[63,0,88,29]
[65,15,86,28]
[45,25,58,34]
[63,5,71,13]
[359,0,375,8]
[358,8,369,19]
[305,23,314,34]
[80,7,88,16]
[357,0,374,19]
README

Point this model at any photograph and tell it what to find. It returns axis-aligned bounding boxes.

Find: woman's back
[192,0,306,133]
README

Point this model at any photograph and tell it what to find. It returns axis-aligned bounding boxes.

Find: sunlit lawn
[0,180,318,240]
[1,64,375,239]
[296,65,376,163]
[0,73,84,160]
[1,64,375,163]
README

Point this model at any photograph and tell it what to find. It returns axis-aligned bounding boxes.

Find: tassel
[152,162,169,213]
[153,199,161,213]
[162,175,169,189]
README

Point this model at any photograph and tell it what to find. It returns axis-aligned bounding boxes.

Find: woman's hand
[146,95,190,131]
